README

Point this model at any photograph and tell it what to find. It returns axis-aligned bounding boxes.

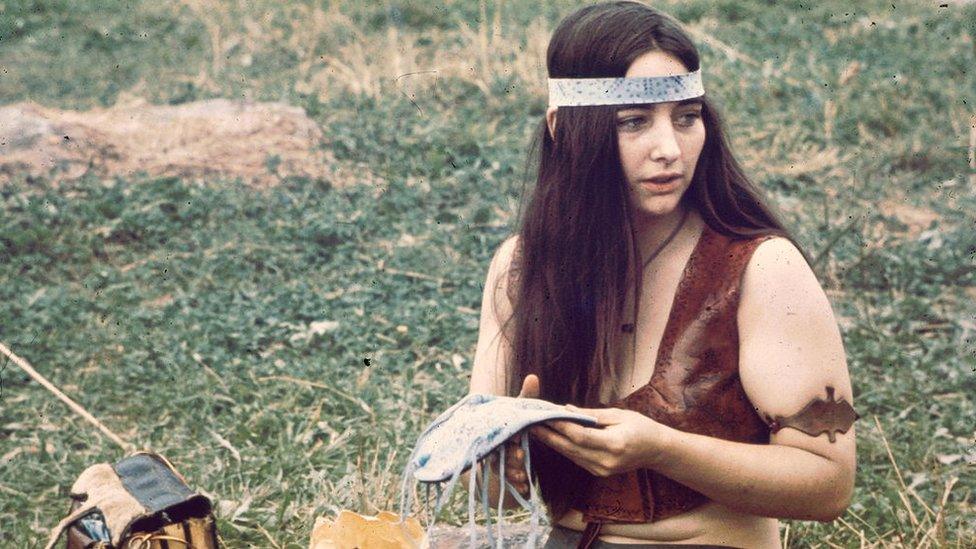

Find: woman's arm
[462,236,532,509]
[530,237,856,521]
[468,235,518,397]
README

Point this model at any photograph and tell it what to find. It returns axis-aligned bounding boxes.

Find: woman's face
[616,50,706,221]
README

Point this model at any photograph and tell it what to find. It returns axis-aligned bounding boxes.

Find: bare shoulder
[485,235,520,300]
[491,234,520,273]
[741,236,819,299]
[737,236,853,412]
[739,236,839,353]
[470,235,520,396]
[738,236,837,328]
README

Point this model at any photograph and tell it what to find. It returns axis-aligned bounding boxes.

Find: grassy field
[1,0,974,546]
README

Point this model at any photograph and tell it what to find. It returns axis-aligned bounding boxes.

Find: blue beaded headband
[547,69,704,107]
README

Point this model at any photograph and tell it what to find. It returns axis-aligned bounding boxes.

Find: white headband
[547,69,704,107]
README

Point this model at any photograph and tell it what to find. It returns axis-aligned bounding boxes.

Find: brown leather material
[767,386,859,442]
[571,226,776,524]
[64,510,217,549]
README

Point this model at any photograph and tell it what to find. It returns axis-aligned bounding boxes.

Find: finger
[505,446,524,468]
[545,420,603,449]
[566,405,618,426]
[505,466,527,482]
[518,374,540,399]
[530,425,599,467]
[529,425,558,452]
[532,423,593,451]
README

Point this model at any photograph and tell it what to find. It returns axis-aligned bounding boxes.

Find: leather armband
[765,386,859,442]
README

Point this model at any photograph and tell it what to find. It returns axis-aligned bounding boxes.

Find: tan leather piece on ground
[309,510,427,549]
[44,463,147,549]
[0,99,339,186]
[71,463,148,547]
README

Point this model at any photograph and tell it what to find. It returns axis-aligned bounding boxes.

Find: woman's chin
[632,200,683,221]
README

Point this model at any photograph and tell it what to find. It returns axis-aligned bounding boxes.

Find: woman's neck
[632,206,698,263]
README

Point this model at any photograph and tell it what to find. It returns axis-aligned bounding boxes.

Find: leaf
[309,320,340,335]
[289,320,340,343]
[936,454,962,465]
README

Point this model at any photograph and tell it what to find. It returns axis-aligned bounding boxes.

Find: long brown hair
[499,1,797,517]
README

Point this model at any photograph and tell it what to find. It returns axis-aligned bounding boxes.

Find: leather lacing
[126,533,195,548]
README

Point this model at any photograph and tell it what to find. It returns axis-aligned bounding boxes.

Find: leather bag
[44,452,219,549]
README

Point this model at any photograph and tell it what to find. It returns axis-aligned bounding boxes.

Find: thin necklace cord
[621,207,690,333]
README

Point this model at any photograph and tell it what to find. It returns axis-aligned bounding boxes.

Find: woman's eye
[676,112,702,127]
[617,117,645,131]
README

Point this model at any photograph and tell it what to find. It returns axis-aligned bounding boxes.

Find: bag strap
[43,501,99,549]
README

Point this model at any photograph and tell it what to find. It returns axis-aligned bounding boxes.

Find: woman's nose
[647,123,681,165]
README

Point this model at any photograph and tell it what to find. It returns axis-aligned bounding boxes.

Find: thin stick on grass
[931,476,958,545]
[845,506,885,541]
[908,484,936,519]
[0,482,29,498]
[207,427,242,463]
[255,524,282,549]
[873,415,920,528]
[118,241,236,273]
[897,491,920,528]
[0,341,134,453]
[382,267,446,285]
[258,374,374,417]
[834,515,867,545]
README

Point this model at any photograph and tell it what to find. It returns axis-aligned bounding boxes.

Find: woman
[467,2,857,548]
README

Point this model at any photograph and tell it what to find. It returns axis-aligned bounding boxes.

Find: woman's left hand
[530,406,674,477]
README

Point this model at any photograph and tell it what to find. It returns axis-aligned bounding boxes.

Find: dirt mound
[0,99,336,186]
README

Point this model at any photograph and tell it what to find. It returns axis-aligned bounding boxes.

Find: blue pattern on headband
[548,70,704,107]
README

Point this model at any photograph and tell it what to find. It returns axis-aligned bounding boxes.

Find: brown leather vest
[570,226,775,524]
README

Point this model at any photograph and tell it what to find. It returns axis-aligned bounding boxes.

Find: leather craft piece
[400,394,599,548]
[766,386,859,443]
[556,226,777,524]
[407,393,597,483]
[46,452,217,549]
[309,510,426,549]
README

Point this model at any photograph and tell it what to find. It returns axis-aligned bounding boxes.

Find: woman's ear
[545,106,558,140]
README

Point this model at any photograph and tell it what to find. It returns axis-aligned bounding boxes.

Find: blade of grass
[258,374,374,417]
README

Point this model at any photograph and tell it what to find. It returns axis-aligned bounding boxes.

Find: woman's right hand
[493,374,540,498]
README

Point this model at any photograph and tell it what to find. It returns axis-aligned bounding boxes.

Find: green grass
[1,0,975,546]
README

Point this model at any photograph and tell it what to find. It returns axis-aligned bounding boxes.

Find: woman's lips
[643,172,682,183]
[639,175,682,189]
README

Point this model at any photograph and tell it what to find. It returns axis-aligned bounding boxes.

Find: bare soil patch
[0,99,339,187]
